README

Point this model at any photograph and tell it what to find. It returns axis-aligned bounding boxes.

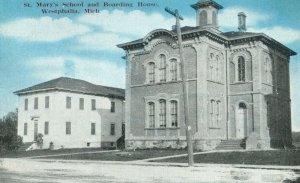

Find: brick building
[118,0,296,150]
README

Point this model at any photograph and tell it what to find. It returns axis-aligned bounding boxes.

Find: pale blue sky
[0,0,299,131]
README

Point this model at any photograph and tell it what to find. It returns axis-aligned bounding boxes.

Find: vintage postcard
[0,0,299,182]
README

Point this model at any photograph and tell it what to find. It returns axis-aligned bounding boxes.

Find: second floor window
[44,121,49,135]
[170,59,177,81]
[79,98,84,110]
[91,99,96,110]
[238,56,245,82]
[111,101,115,112]
[159,54,166,82]
[34,97,38,109]
[91,123,96,135]
[66,97,71,109]
[148,62,155,84]
[24,98,28,111]
[24,123,28,135]
[45,96,49,109]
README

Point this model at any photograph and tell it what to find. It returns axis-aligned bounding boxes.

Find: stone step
[216,139,246,150]
[19,142,35,151]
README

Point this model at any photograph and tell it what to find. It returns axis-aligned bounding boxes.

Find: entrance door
[34,121,38,141]
[236,103,247,138]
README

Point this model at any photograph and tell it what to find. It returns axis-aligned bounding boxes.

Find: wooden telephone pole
[165,7,194,167]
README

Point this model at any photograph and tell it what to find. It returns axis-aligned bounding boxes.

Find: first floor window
[148,102,155,128]
[110,123,115,135]
[44,121,49,135]
[159,99,166,127]
[66,122,71,135]
[91,123,96,135]
[24,123,28,135]
[171,100,178,127]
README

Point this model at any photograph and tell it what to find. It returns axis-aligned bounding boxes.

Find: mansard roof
[14,77,125,99]
[117,27,296,56]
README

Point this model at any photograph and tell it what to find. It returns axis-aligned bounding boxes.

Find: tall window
[148,62,155,84]
[66,122,71,135]
[209,100,215,127]
[111,101,115,112]
[159,54,166,82]
[34,97,38,109]
[238,56,245,82]
[200,10,207,26]
[264,58,272,84]
[79,98,84,110]
[44,121,49,135]
[91,99,96,110]
[171,100,178,127]
[216,101,221,127]
[212,11,217,26]
[148,102,155,128]
[66,97,71,109]
[159,99,166,127]
[110,123,115,135]
[24,98,28,111]
[91,123,96,135]
[45,96,49,109]
[170,59,177,81]
[24,123,28,135]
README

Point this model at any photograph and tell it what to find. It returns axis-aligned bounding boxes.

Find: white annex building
[14,77,125,149]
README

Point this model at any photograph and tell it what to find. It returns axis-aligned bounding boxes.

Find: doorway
[34,120,38,141]
[236,103,247,138]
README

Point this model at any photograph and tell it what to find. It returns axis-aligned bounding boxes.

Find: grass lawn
[38,149,189,161]
[152,150,300,166]
[0,147,106,158]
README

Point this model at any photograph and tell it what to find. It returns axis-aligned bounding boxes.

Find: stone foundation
[125,139,222,151]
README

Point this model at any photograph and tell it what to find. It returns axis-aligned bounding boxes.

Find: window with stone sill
[148,102,155,128]
[159,99,166,127]
[148,62,155,84]
[170,59,178,81]
[170,100,178,127]
[238,56,246,82]
[159,54,166,82]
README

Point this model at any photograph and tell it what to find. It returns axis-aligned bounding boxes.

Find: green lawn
[0,147,106,158]
[152,150,300,166]
[38,149,188,161]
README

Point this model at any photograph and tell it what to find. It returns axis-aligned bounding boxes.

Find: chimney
[238,12,246,32]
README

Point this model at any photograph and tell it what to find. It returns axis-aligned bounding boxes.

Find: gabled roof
[14,77,125,99]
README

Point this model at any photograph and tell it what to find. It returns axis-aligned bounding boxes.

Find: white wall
[17,90,124,149]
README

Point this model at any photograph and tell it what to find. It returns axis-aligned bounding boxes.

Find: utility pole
[165,7,194,167]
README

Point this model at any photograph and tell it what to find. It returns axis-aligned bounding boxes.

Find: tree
[0,109,23,152]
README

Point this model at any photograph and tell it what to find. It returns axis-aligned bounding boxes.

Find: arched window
[159,99,166,127]
[170,100,178,127]
[148,62,155,84]
[170,59,178,81]
[216,101,221,127]
[239,102,247,109]
[209,100,215,127]
[238,56,245,82]
[212,11,217,26]
[148,102,155,128]
[200,10,207,26]
[209,53,214,80]
[159,54,166,82]
[216,55,220,82]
